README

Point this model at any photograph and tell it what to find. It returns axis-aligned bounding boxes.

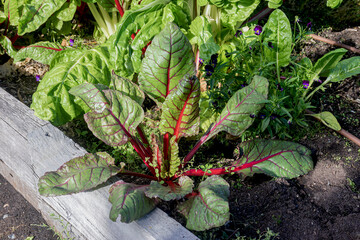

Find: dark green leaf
[0,36,17,58]
[138,22,195,105]
[38,152,122,196]
[263,9,292,67]
[109,181,156,223]
[109,74,145,105]
[145,176,194,201]
[327,57,360,83]
[312,48,347,79]
[180,175,230,231]
[234,140,313,178]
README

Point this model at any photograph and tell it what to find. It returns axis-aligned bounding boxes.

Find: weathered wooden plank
[0,87,198,240]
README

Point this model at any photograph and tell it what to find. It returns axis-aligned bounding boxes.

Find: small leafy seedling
[38,23,313,231]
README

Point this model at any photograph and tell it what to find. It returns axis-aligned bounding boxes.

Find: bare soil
[0,27,360,240]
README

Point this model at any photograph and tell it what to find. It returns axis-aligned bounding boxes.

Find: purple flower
[268,41,274,48]
[250,114,256,118]
[270,115,277,120]
[235,30,243,37]
[315,79,323,83]
[307,22,312,30]
[302,80,310,89]
[35,75,41,82]
[259,114,266,119]
[254,25,263,35]
[277,84,283,91]
[69,39,74,46]
[205,65,214,76]
[249,46,252,50]
[297,18,301,23]
[287,120,292,125]
[199,58,204,65]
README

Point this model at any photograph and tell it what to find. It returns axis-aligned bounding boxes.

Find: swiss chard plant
[38,23,313,231]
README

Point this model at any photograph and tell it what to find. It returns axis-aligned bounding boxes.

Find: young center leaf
[233,140,313,178]
[70,83,144,147]
[138,22,195,105]
[109,181,156,223]
[38,152,123,196]
[178,175,230,231]
[263,9,292,67]
[31,46,111,125]
[204,75,268,142]
[145,176,194,201]
[159,76,200,140]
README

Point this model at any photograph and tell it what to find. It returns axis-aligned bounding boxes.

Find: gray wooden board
[0,87,198,240]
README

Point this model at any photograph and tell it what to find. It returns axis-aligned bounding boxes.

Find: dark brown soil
[0,27,360,240]
[0,174,58,240]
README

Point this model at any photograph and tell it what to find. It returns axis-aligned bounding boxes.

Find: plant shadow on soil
[0,27,360,240]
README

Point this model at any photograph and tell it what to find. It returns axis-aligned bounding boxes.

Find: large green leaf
[112,0,191,76]
[109,74,145,105]
[138,22,195,105]
[0,35,17,58]
[221,0,261,33]
[145,176,194,201]
[179,175,230,231]
[309,111,341,131]
[159,77,200,139]
[18,0,67,35]
[266,0,282,8]
[49,48,86,68]
[38,152,122,196]
[109,181,156,223]
[187,15,220,61]
[4,0,24,26]
[327,0,343,8]
[311,48,347,79]
[70,83,144,147]
[14,41,64,65]
[263,9,292,67]
[233,140,313,178]
[55,0,78,22]
[31,46,111,125]
[206,75,268,141]
[327,57,360,83]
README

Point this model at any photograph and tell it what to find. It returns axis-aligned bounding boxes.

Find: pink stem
[114,0,124,17]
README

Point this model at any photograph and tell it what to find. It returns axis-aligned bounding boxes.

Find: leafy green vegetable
[263,9,292,67]
[309,112,341,131]
[38,152,122,196]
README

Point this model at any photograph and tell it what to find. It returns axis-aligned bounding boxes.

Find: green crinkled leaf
[109,74,145,105]
[234,140,313,178]
[309,111,341,131]
[159,77,200,139]
[0,35,17,58]
[138,22,195,105]
[180,175,230,231]
[312,48,347,79]
[188,16,220,61]
[206,76,268,141]
[263,9,292,67]
[18,0,67,35]
[109,181,156,223]
[0,11,6,24]
[327,57,360,83]
[221,0,261,33]
[31,46,111,125]
[4,0,24,26]
[112,0,191,76]
[14,41,64,65]
[266,0,282,8]
[71,84,144,147]
[49,48,86,68]
[145,176,194,201]
[168,135,181,178]
[55,0,78,22]
[327,0,343,8]
[38,152,122,196]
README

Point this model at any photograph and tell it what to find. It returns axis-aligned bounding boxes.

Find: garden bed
[0,24,360,240]
[0,87,198,240]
